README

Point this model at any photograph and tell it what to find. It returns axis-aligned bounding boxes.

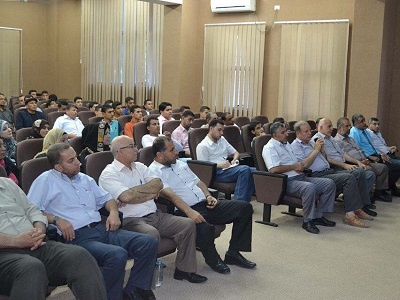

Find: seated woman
[29,119,50,139]
[34,128,69,158]
[79,122,110,172]
[0,120,17,162]
[0,138,19,185]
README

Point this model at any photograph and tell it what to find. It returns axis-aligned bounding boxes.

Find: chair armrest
[253,171,288,205]
[187,160,217,187]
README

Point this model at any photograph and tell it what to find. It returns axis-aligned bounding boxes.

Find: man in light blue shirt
[350,114,400,196]
[27,143,158,300]
[263,122,336,234]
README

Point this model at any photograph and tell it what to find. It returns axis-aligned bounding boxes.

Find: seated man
[171,110,194,157]
[123,96,135,115]
[99,136,207,284]
[101,104,122,142]
[350,114,400,196]
[27,143,158,300]
[112,101,124,120]
[199,106,210,119]
[53,103,84,139]
[124,104,143,139]
[0,177,107,300]
[158,102,175,134]
[57,99,68,112]
[179,105,190,117]
[248,121,265,147]
[141,116,183,152]
[263,122,336,234]
[73,96,83,107]
[16,96,45,130]
[291,120,376,228]
[0,93,14,128]
[143,99,153,116]
[200,112,218,129]
[334,117,391,202]
[196,119,255,202]
[367,117,400,196]
[149,136,256,274]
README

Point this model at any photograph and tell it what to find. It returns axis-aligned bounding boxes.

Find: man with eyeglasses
[27,143,158,300]
[99,135,207,285]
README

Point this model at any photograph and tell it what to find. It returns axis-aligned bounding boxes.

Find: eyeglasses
[119,143,137,150]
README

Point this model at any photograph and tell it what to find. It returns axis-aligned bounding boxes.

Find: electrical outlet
[274,5,280,11]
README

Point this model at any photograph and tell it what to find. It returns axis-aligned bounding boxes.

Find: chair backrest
[215,112,224,118]
[191,118,207,128]
[143,113,159,122]
[16,138,44,168]
[88,116,103,124]
[137,146,154,167]
[69,136,83,155]
[288,121,297,131]
[241,124,254,153]
[15,128,33,142]
[307,120,317,130]
[85,151,114,183]
[77,106,89,112]
[39,102,47,110]
[263,122,272,134]
[251,115,269,125]
[47,111,65,128]
[133,121,148,149]
[20,157,51,194]
[253,134,272,171]
[43,107,58,119]
[194,113,200,119]
[13,103,24,111]
[172,108,181,113]
[332,127,337,138]
[233,116,250,128]
[0,165,7,177]
[13,107,26,126]
[150,109,159,114]
[223,125,245,153]
[117,115,132,132]
[287,131,297,144]
[188,128,209,159]
[172,113,181,120]
[162,120,181,134]
[77,111,95,126]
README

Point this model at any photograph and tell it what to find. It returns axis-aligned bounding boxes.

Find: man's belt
[312,168,334,176]
[76,222,100,231]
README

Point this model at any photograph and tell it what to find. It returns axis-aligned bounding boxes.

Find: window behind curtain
[0,27,22,98]
[202,22,265,117]
[81,0,164,104]
[277,20,349,123]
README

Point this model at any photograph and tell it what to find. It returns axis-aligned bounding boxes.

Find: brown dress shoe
[342,216,369,228]
[355,209,374,220]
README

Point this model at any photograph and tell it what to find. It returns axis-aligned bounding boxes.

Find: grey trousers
[286,174,336,222]
[0,241,107,300]
[123,209,198,273]
[368,163,389,190]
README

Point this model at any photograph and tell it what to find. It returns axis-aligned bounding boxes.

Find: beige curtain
[0,27,22,98]
[81,0,163,104]
[203,22,265,117]
[277,20,349,123]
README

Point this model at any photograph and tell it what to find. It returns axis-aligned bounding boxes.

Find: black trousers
[175,199,253,266]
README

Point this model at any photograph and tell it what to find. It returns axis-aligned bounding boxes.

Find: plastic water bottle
[155,258,163,287]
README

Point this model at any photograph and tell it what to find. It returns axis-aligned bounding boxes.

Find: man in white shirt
[262,122,336,234]
[99,135,207,284]
[171,110,194,157]
[157,102,174,134]
[196,119,255,202]
[53,103,84,138]
[149,136,256,274]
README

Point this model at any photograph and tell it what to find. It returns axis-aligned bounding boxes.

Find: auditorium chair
[88,116,103,124]
[117,115,132,132]
[263,122,272,134]
[307,120,317,130]
[16,138,44,168]
[191,118,207,128]
[241,124,254,153]
[251,115,269,125]
[43,107,58,119]
[172,113,181,120]
[143,113,159,122]
[233,116,250,128]
[47,111,65,128]
[162,120,180,134]
[15,127,33,142]
[77,111,95,126]
[133,121,148,149]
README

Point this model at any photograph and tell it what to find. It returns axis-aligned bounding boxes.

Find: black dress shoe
[374,194,392,202]
[174,268,208,283]
[124,288,155,300]
[391,188,400,197]
[364,203,376,209]
[209,259,230,274]
[312,216,336,227]
[224,252,256,269]
[302,221,319,234]
[362,206,378,217]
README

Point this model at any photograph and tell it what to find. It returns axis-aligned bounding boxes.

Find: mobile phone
[313,138,318,143]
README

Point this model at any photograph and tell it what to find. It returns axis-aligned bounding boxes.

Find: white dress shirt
[262,138,299,177]
[99,159,158,218]
[53,115,85,137]
[196,135,236,163]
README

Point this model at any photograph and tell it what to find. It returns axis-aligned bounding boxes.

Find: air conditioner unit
[211,0,256,13]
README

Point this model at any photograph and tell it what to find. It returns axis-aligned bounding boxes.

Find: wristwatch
[53,216,60,225]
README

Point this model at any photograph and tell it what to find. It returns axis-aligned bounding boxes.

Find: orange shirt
[124,119,139,138]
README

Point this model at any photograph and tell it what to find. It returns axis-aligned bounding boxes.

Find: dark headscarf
[0,120,17,160]
[31,119,49,138]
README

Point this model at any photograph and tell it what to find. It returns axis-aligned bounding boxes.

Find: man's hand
[293,162,304,173]
[314,139,323,152]
[217,161,231,169]
[56,218,76,241]
[343,164,357,171]
[206,196,218,209]
[186,208,206,224]
[14,229,46,250]
[381,153,391,163]
[356,161,368,170]
[389,146,397,153]
[361,159,370,166]
[106,212,121,231]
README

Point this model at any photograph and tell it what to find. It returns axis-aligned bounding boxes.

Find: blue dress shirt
[349,127,379,156]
